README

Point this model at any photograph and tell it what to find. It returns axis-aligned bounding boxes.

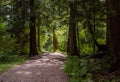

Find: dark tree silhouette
[106,0,120,71]
[29,0,38,56]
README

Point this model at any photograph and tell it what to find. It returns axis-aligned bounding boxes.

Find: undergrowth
[64,56,119,82]
[0,53,26,73]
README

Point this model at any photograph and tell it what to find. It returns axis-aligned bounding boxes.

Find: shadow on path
[0,52,68,82]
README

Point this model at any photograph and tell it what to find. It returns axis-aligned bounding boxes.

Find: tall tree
[37,16,41,51]
[67,0,79,56]
[106,0,120,71]
[53,29,58,52]
[29,0,38,56]
[36,8,41,52]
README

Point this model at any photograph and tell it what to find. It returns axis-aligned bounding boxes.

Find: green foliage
[42,36,53,51]
[81,44,93,54]
[98,78,120,82]
[64,56,93,82]
[0,33,26,72]
[0,53,26,63]
[0,54,26,73]
[0,17,27,74]
[64,56,111,82]
[56,26,68,52]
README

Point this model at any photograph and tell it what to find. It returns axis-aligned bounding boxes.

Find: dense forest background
[0,0,120,81]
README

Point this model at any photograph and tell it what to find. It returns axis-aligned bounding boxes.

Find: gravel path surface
[0,52,68,82]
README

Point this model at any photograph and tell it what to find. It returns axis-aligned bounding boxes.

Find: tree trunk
[106,0,120,71]
[37,17,41,51]
[53,30,58,52]
[77,23,80,54]
[29,0,38,56]
[67,0,79,56]
[38,22,40,50]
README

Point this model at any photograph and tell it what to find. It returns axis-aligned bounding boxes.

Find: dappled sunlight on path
[0,52,68,82]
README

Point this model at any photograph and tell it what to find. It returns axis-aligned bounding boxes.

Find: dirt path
[0,52,68,82]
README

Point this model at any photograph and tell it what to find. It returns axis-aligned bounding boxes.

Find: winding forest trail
[0,52,68,82]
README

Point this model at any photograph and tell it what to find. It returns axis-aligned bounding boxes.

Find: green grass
[0,55,26,73]
[0,63,17,73]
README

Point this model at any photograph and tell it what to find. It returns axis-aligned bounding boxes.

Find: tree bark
[37,17,41,51]
[77,22,80,54]
[106,0,120,71]
[53,30,58,52]
[67,0,79,56]
[29,0,38,56]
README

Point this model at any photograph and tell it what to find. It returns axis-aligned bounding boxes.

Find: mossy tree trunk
[67,0,79,56]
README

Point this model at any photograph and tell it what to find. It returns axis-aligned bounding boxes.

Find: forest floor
[0,52,68,82]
